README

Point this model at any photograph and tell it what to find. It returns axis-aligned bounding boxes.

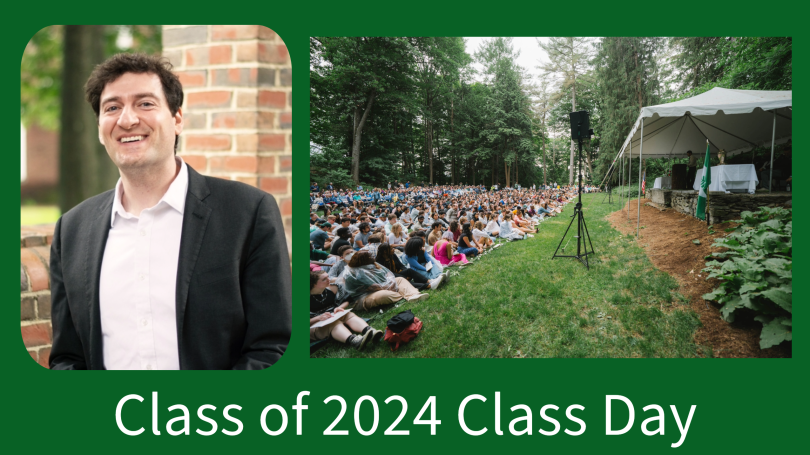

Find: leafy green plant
[702,207,792,349]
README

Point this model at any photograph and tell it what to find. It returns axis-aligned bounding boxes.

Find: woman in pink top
[432,238,468,266]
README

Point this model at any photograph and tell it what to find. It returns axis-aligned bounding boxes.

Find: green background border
[6,2,805,453]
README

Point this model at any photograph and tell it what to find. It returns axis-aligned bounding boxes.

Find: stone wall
[669,191,792,224]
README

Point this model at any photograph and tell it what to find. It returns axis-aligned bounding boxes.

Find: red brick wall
[21,123,59,202]
[162,25,292,253]
[20,226,55,368]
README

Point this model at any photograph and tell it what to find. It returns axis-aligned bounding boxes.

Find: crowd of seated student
[309,183,584,351]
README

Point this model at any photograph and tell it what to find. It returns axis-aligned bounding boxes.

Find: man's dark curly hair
[85,53,184,150]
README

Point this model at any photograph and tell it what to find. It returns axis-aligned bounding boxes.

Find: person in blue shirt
[404,237,443,285]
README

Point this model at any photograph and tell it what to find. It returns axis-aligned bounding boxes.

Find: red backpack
[384,310,423,351]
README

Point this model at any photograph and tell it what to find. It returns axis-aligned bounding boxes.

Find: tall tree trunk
[569,37,577,186]
[635,45,643,109]
[503,141,510,187]
[60,25,110,213]
[410,118,415,180]
[450,98,455,184]
[351,90,376,185]
[491,154,495,186]
[585,148,593,180]
[426,120,434,185]
[541,129,547,186]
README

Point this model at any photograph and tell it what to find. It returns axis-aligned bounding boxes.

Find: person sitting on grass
[384,213,398,235]
[432,235,467,266]
[485,211,500,237]
[512,209,531,228]
[310,222,332,259]
[330,227,352,255]
[311,270,383,351]
[499,213,526,241]
[443,220,461,244]
[472,220,494,249]
[427,221,444,247]
[388,222,408,250]
[328,245,354,279]
[509,212,535,234]
[360,232,384,259]
[411,214,426,233]
[353,222,371,251]
[457,222,483,257]
[376,242,442,291]
[404,237,446,281]
[338,251,429,311]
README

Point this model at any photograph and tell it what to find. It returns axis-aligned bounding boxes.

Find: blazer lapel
[175,167,212,359]
[84,193,114,370]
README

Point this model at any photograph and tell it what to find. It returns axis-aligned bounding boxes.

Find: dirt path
[607,199,790,358]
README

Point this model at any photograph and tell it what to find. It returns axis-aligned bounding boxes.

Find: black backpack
[387,310,415,333]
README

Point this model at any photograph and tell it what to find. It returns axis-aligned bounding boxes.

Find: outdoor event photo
[21,25,293,370]
[309,36,792,359]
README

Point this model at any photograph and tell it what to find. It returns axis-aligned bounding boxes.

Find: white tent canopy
[619,88,792,159]
[605,88,792,237]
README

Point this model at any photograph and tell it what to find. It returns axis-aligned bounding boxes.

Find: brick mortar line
[181,107,292,111]
[20,290,50,298]
[183,129,292,134]
[173,65,292,74]
[184,87,292,92]
[180,151,291,156]
[21,320,51,327]
[163,39,285,52]
[182,110,291,116]
[165,33,284,44]
[188,87,291,93]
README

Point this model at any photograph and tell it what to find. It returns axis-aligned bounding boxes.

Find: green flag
[695,141,712,220]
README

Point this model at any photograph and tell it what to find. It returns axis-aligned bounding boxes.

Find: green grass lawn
[312,194,702,358]
[21,205,61,225]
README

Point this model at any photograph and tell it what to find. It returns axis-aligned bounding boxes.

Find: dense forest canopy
[310,37,791,189]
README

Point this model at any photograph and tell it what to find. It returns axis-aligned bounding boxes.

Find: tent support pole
[637,120,643,237]
[769,110,776,193]
[628,141,632,221]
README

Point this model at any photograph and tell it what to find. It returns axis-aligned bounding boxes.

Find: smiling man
[49,53,291,370]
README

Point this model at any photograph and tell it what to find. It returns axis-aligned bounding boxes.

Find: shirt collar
[110,157,189,227]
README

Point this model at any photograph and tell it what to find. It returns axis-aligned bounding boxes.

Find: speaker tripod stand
[552,111,595,269]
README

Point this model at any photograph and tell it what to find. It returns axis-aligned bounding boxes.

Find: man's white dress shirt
[99,158,188,370]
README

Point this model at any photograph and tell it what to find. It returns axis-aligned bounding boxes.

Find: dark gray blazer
[49,166,292,370]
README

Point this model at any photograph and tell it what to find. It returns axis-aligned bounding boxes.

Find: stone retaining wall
[647,189,792,224]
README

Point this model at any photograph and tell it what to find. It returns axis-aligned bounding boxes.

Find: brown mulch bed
[607,199,790,358]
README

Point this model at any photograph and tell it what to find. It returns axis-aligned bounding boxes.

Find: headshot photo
[20,25,292,370]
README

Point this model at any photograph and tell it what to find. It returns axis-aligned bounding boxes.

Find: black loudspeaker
[569,110,590,140]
